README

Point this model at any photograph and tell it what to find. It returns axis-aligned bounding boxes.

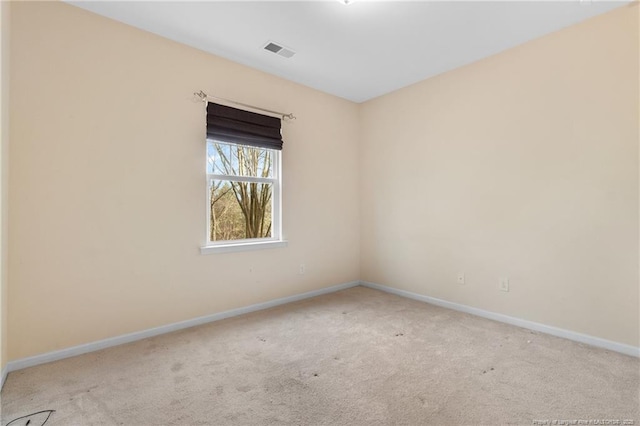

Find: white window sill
[200,240,288,255]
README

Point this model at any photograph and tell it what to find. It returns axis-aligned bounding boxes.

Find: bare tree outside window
[207,141,277,242]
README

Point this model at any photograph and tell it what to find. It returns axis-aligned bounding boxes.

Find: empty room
[0,0,638,424]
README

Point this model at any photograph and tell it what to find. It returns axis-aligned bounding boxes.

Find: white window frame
[200,139,286,254]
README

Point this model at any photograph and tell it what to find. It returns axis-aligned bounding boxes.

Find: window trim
[200,240,288,255]
[201,139,285,254]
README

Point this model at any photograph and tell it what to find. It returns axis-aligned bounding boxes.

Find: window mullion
[207,174,276,185]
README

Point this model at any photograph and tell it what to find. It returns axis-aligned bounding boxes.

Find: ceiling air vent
[263,41,296,59]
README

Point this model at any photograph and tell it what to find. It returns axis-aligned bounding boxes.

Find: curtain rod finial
[194,90,207,102]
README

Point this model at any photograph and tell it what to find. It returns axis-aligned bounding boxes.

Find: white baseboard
[6,279,636,376]
[6,281,360,373]
[1,365,7,391]
[361,281,639,358]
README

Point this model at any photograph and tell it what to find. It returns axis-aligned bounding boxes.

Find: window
[201,103,286,253]
[206,140,281,245]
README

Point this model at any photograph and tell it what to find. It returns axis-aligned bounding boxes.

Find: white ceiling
[68,1,630,103]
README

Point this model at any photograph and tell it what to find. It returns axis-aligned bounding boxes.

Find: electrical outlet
[499,277,509,292]
[457,272,465,285]
[299,264,306,275]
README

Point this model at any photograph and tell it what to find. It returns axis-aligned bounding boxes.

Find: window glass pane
[207,140,273,178]
[209,179,273,242]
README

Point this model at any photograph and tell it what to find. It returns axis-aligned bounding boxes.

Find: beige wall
[8,1,360,360]
[6,1,639,362]
[360,4,639,346]
[1,0,10,375]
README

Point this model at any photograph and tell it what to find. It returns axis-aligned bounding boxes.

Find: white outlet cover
[499,278,510,292]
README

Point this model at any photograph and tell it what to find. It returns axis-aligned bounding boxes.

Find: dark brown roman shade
[206,103,283,150]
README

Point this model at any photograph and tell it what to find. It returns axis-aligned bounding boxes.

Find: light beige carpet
[1,286,638,425]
